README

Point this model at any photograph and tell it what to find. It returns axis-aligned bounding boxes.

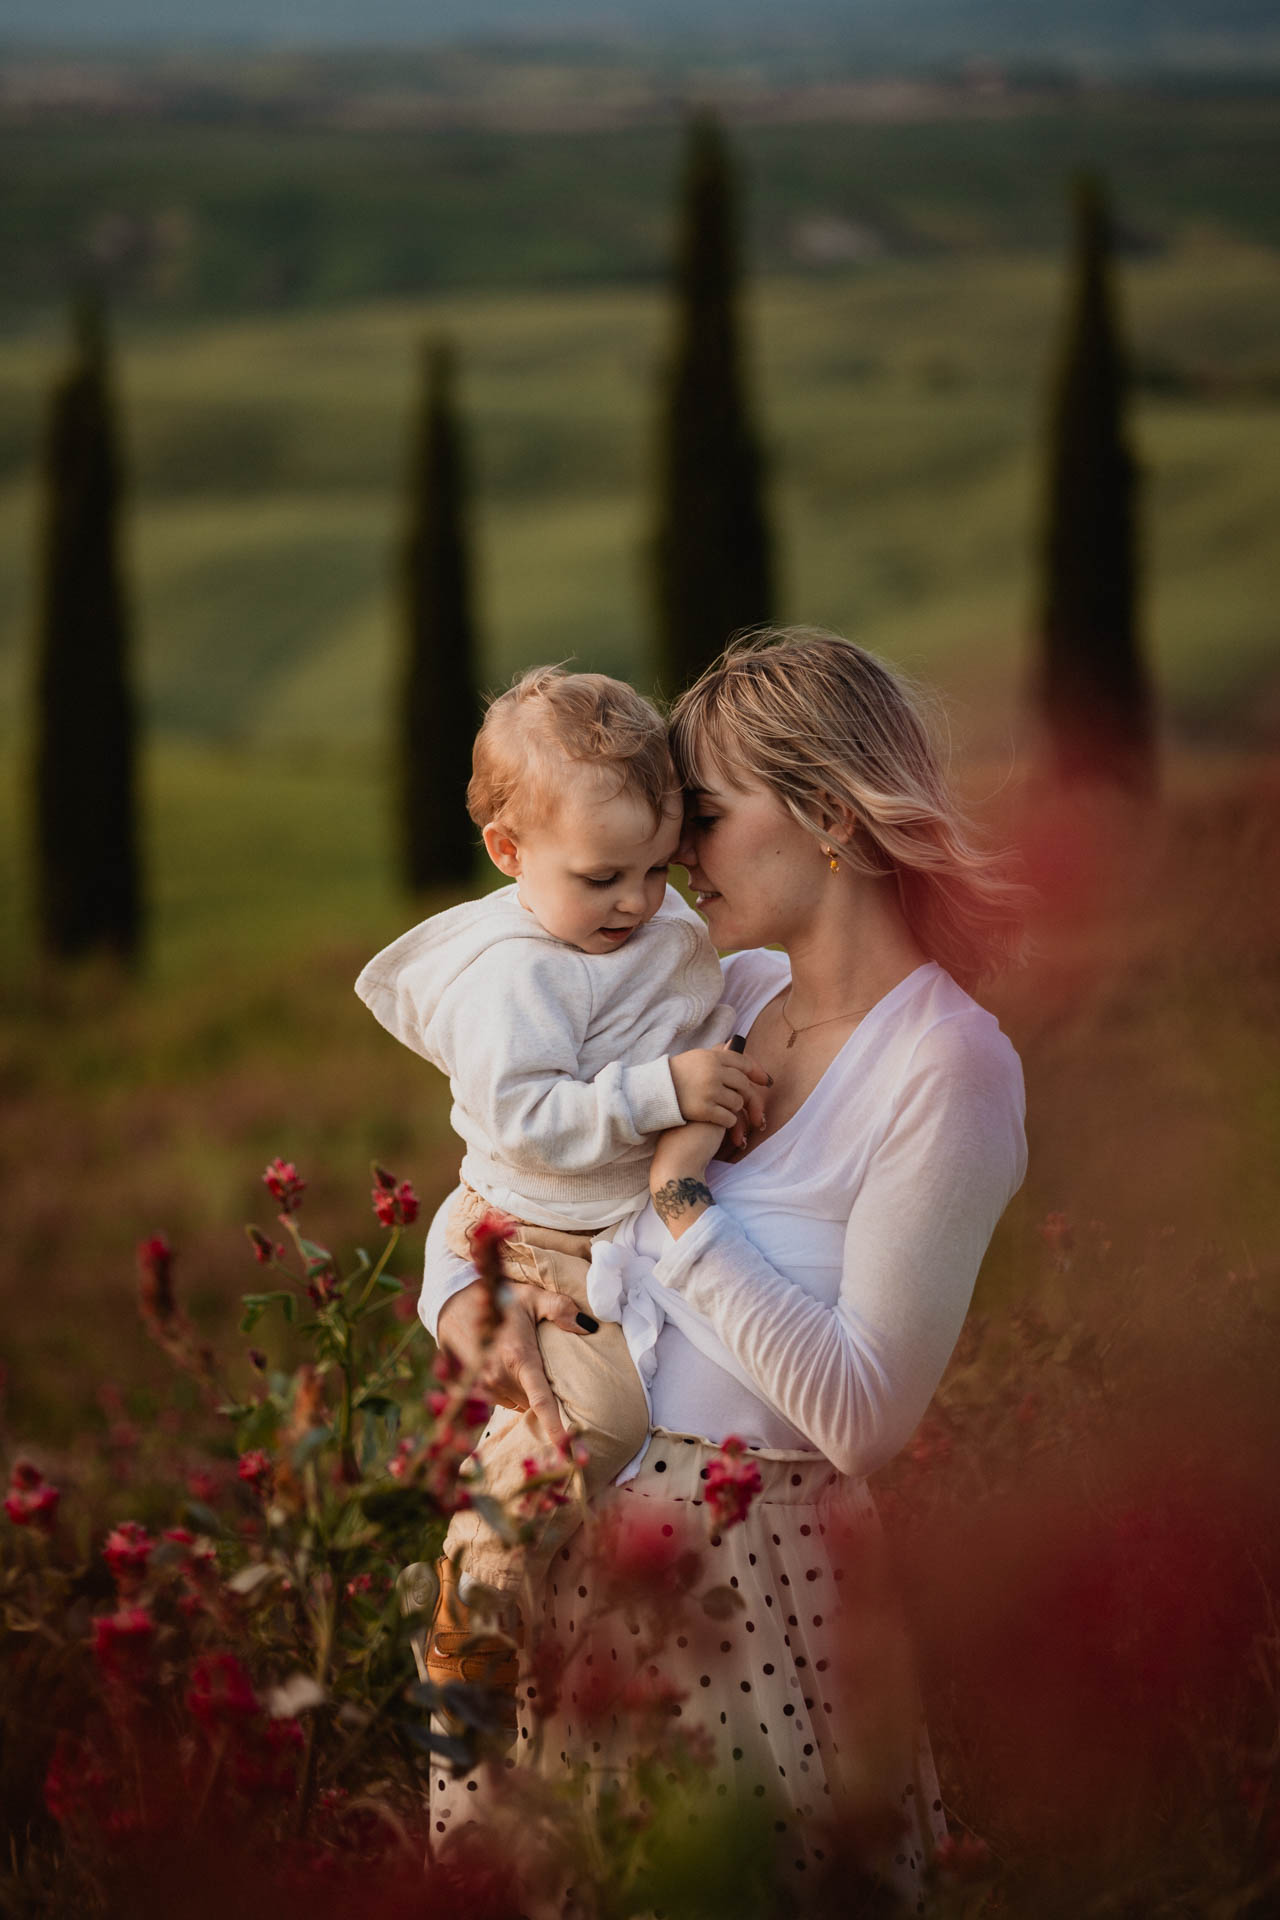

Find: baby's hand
[669,1044,770,1134]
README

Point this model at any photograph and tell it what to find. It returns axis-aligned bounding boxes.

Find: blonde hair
[668,628,1027,989]
[468,665,677,833]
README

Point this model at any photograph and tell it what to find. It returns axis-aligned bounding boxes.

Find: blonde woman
[422,629,1027,1905]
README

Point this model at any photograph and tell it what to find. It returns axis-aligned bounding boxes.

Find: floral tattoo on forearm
[652,1177,714,1226]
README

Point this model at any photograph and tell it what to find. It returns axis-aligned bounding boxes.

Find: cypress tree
[1037,173,1155,789]
[400,338,480,893]
[33,289,143,963]
[652,110,775,699]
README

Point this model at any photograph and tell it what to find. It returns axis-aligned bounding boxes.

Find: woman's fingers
[525,1286,593,1334]
[721,1044,772,1088]
[515,1353,568,1444]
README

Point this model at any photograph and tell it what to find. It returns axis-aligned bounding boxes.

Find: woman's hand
[649,1118,725,1239]
[436,1278,590,1444]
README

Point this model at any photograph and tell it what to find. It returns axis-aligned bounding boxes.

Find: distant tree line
[31,115,1152,969]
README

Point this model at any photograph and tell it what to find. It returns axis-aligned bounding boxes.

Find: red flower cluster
[262,1158,306,1216]
[4,1457,60,1532]
[935,1832,992,1878]
[237,1449,273,1495]
[93,1605,156,1683]
[247,1225,283,1265]
[468,1209,517,1335]
[304,1248,340,1308]
[704,1436,763,1531]
[103,1520,153,1592]
[186,1650,259,1730]
[518,1454,572,1519]
[371,1164,420,1229]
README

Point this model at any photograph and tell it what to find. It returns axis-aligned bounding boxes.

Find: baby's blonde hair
[668,628,1027,989]
[468,666,678,833]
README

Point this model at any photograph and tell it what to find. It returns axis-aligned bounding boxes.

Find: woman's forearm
[651,1065,1026,1476]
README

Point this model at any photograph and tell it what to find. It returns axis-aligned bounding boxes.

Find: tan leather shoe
[425,1558,520,1741]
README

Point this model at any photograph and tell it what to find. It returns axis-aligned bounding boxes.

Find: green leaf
[402,1722,476,1769]
[375,1273,405,1293]
[354,1392,397,1416]
[238,1289,297,1333]
[467,1493,520,1546]
[360,1484,439,1528]
[236,1402,280,1451]
[183,1499,224,1536]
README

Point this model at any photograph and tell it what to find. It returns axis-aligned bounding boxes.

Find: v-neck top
[593,948,1027,1476]
[418,946,1026,1483]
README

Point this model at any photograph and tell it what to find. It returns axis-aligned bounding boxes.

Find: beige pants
[441,1185,649,1594]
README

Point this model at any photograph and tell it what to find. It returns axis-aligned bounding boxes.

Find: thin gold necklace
[779,992,875,1049]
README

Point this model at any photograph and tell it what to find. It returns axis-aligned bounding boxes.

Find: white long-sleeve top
[420,948,1026,1480]
[356,883,733,1230]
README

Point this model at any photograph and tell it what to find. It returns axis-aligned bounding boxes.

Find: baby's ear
[482,821,522,878]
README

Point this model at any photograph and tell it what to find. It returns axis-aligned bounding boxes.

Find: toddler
[355,667,765,1711]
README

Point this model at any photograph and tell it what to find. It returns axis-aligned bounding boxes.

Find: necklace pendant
[785,1029,797,1048]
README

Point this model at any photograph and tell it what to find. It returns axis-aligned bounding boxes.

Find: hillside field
[1,238,1278,777]
[0,170,1277,1451]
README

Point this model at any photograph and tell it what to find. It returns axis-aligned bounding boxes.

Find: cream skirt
[430,1431,945,1912]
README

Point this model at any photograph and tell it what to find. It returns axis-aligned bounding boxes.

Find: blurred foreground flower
[4,1457,60,1532]
[703,1435,762,1530]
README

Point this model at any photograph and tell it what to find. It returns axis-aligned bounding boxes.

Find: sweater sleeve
[649,1018,1026,1477]
[418,1186,478,1343]
[431,944,683,1178]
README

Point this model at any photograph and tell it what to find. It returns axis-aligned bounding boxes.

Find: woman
[420,629,1027,1905]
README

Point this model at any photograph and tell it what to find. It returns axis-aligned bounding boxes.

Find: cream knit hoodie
[355,884,734,1230]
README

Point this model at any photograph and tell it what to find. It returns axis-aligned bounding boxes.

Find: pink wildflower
[935,1833,992,1879]
[371,1166,420,1229]
[704,1435,763,1531]
[187,1465,224,1504]
[4,1460,60,1533]
[304,1248,339,1308]
[186,1650,259,1730]
[103,1520,153,1591]
[262,1158,306,1216]
[246,1225,281,1265]
[237,1449,273,1494]
[93,1606,155,1680]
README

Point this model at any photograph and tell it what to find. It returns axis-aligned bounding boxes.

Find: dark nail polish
[576,1312,599,1333]
[728,1033,746,1054]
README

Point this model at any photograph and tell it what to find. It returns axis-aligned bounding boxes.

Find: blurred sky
[3,0,1277,57]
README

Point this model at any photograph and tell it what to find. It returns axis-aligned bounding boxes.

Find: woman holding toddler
[368,627,1026,1907]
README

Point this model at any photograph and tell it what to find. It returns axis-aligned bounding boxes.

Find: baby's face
[497,778,683,955]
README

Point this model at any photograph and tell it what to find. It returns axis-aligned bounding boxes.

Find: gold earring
[821,844,840,874]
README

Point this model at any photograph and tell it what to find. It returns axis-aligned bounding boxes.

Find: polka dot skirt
[431,1432,944,1910]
